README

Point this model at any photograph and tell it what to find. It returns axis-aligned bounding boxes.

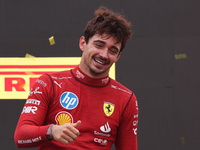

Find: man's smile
[93,56,109,66]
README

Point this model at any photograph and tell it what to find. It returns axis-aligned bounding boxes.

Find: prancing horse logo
[103,102,115,117]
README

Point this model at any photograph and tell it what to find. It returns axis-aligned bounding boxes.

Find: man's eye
[110,49,118,54]
[95,44,103,48]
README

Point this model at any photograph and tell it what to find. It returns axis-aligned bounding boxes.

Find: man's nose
[100,49,108,59]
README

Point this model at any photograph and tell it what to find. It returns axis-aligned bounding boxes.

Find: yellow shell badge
[55,111,73,125]
[103,102,115,117]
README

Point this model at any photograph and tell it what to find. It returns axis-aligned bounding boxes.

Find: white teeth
[95,59,105,65]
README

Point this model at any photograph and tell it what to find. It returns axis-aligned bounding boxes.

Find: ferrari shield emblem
[103,102,115,116]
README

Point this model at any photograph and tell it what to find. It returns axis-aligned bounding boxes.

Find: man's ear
[79,36,86,52]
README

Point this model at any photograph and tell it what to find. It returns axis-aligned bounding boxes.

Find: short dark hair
[84,6,132,52]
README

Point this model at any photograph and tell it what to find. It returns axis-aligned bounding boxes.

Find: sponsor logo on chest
[60,92,79,109]
[103,102,115,117]
[93,122,111,145]
[94,122,111,137]
[55,111,73,125]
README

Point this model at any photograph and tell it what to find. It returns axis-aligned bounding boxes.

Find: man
[14,6,139,150]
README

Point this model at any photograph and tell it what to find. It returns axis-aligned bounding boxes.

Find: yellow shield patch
[103,102,115,116]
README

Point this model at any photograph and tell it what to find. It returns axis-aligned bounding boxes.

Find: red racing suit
[14,66,138,150]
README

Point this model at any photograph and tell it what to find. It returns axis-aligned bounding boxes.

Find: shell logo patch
[103,102,115,117]
[55,111,73,125]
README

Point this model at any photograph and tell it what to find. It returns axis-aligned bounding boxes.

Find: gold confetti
[49,36,55,45]
[25,53,35,58]
[175,53,187,59]
[25,70,35,76]
[25,53,35,61]
[180,135,185,145]
[16,78,26,90]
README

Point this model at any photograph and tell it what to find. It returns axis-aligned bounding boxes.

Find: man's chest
[46,83,120,140]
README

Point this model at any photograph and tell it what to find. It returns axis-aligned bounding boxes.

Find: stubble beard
[87,56,105,75]
[88,64,106,75]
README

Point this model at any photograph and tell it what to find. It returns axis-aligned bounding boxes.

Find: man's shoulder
[109,78,132,95]
[38,70,73,82]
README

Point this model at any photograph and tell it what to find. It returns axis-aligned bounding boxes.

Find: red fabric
[14,66,138,150]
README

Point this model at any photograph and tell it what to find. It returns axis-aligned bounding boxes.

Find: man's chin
[89,67,105,75]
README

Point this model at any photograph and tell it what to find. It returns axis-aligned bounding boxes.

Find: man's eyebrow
[93,40,105,44]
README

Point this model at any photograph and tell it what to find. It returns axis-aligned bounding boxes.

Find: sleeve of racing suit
[14,74,54,148]
[114,93,139,150]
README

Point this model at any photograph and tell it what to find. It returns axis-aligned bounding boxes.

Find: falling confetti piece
[25,70,35,76]
[180,135,185,145]
[25,53,35,58]
[25,54,36,77]
[49,36,55,45]
[16,78,26,90]
[175,53,187,59]
[25,53,36,60]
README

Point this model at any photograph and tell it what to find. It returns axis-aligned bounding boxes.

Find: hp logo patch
[60,92,79,109]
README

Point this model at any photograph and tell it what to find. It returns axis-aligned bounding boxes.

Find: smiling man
[79,34,121,78]
[14,6,139,150]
